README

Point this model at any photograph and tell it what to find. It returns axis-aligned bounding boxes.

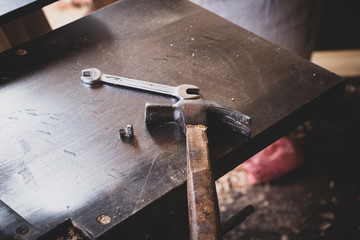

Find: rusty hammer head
[145,99,251,137]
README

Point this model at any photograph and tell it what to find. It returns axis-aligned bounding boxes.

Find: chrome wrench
[81,68,200,100]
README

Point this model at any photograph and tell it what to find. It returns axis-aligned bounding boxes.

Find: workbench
[0,0,344,239]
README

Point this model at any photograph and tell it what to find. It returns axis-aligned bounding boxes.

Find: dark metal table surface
[0,0,56,24]
[0,0,344,239]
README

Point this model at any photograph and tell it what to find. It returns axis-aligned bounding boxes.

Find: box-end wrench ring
[81,68,200,100]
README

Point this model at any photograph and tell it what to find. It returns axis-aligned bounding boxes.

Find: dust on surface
[56,227,83,240]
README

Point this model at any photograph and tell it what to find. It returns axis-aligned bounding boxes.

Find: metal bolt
[16,225,29,235]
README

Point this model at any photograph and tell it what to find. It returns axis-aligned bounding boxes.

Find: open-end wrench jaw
[174,84,200,100]
[81,68,102,84]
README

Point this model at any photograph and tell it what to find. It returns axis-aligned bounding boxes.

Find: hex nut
[119,129,126,138]
[126,124,134,137]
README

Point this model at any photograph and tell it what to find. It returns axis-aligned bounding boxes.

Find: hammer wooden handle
[186,125,221,240]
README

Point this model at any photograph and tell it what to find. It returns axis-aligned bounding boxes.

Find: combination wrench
[81,68,200,100]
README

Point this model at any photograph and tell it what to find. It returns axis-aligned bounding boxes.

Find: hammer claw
[210,106,251,125]
[217,115,251,138]
[208,106,251,138]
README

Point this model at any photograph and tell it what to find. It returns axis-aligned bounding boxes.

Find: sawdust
[320,212,335,220]
[216,165,250,212]
[15,49,27,56]
[216,165,249,195]
[319,222,332,231]
[56,227,83,240]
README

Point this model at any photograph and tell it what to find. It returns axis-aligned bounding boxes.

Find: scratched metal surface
[0,0,344,239]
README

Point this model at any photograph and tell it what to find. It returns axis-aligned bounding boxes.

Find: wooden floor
[42,0,93,29]
[311,50,360,78]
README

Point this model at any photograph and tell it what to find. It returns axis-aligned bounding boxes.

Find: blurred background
[1,0,360,239]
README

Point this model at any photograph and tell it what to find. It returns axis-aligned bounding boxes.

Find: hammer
[145,99,251,240]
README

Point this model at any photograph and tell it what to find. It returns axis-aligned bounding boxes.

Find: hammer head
[145,99,251,138]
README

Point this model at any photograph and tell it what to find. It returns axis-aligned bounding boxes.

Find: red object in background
[242,137,303,185]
